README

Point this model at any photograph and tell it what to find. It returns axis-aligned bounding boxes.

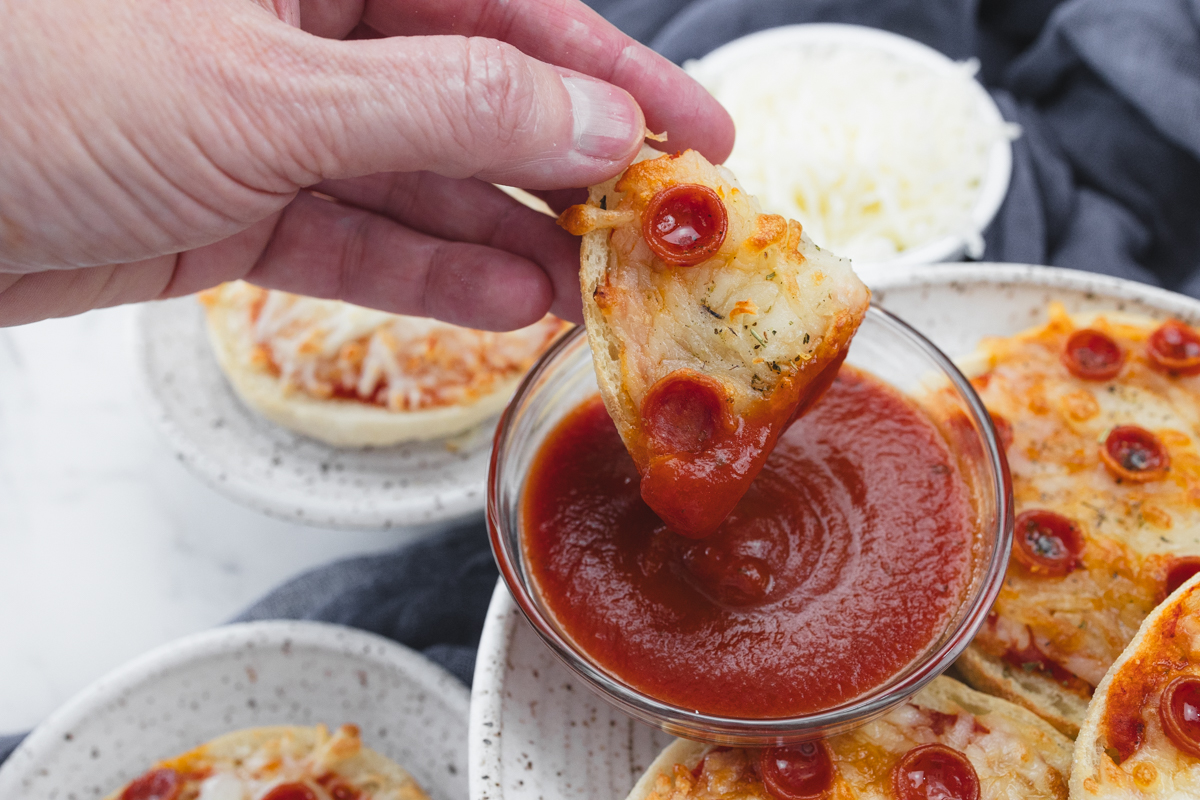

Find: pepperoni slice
[1164,557,1200,599]
[641,370,729,454]
[1148,320,1200,375]
[758,742,834,800]
[988,410,1013,451]
[121,769,181,800]
[1012,509,1084,577]
[1159,676,1200,758]
[1100,426,1170,482]
[643,184,728,266]
[261,783,318,800]
[890,744,980,800]
[1062,329,1124,381]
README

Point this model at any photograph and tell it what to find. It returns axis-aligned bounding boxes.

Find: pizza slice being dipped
[558,146,869,537]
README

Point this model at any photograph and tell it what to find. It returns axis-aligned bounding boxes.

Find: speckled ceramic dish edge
[0,620,469,800]
[135,297,495,530]
[468,263,1200,800]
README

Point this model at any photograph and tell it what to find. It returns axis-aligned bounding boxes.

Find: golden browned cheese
[633,678,1070,800]
[966,306,1200,693]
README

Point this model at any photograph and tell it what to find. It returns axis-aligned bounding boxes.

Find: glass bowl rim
[487,305,1014,741]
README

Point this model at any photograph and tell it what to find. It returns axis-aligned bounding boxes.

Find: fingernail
[562,76,641,160]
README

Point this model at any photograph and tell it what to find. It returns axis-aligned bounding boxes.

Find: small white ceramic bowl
[0,621,469,800]
[487,309,1011,744]
[687,23,1014,268]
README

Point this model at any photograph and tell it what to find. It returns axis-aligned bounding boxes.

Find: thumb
[257,32,646,190]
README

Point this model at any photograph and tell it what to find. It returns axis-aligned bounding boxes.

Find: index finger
[361,0,735,163]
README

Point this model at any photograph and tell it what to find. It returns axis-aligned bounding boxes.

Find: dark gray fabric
[0,734,23,767]
[232,521,497,686]
[597,0,1200,295]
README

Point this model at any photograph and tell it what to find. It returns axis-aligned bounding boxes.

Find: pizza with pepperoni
[558,146,869,537]
[105,724,426,800]
[954,306,1200,737]
[626,676,1071,800]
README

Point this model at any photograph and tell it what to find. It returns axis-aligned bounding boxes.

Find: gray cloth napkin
[230,521,498,685]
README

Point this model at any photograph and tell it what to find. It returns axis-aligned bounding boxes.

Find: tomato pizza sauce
[521,366,977,718]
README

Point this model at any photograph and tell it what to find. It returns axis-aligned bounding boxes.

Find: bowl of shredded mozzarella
[685,24,1019,268]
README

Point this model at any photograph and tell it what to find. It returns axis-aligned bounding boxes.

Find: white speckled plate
[468,263,1200,800]
[136,297,496,530]
[0,621,469,800]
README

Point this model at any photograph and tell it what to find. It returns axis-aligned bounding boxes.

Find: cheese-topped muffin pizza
[954,305,1200,737]
[626,676,1071,800]
[558,146,869,537]
[1071,573,1200,797]
[105,724,427,800]
[200,282,568,446]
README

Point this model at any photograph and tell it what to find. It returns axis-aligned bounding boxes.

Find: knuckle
[453,38,539,152]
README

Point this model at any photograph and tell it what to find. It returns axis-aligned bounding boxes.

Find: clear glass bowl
[487,306,1012,744]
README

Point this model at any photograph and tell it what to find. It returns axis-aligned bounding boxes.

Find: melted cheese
[201,282,567,412]
[967,305,1200,689]
[113,725,404,800]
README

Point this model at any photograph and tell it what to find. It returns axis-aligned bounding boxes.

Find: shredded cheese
[204,283,567,412]
[686,41,1018,262]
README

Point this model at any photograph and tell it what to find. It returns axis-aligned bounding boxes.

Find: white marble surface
[0,303,440,736]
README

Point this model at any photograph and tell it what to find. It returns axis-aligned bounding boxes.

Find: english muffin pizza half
[627,676,1071,800]
[558,146,869,537]
[106,724,427,800]
[200,282,568,447]
[1070,573,1200,797]
[953,305,1200,737]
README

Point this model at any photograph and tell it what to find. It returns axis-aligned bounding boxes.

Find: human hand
[0,0,734,329]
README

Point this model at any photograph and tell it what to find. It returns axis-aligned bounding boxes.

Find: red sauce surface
[522,368,976,717]
[637,352,847,539]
